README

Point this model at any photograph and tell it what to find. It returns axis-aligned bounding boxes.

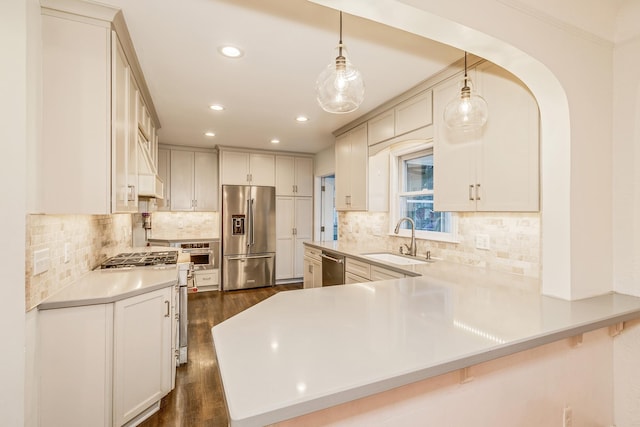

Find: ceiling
[103,0,463,154]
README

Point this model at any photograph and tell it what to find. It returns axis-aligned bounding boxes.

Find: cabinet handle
[476,183,481,201]
[469,184,475,201]
[294,184,298,193]
[194,199,198,208]
[293,228,297,235]
[127,185,136,201]
[309,264,313,273]
[164,300,170,317]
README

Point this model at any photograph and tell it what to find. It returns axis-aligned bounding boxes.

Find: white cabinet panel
[277,156,313,196]
[395,90,433,136]
[335,123,368,211]
[433,63,539,212]
[221,151,275,186]
[157,148,171,210]
[113,287,172,427]
[276,196,312,280]
[368,110,395,146]
[39,304,114,427]
[170,150,218,211]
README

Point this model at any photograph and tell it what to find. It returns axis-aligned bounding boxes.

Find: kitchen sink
[361,252,431,265]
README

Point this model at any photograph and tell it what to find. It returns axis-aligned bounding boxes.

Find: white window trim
[388,139,460,243]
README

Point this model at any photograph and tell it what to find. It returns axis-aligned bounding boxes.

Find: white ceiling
[102,0,462,154]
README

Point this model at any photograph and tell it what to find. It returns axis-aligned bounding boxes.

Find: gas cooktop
[100,251,178,269]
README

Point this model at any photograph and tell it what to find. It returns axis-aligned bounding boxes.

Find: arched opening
[311,0,575,298]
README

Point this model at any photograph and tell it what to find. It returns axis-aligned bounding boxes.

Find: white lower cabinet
[113,287,173,426]
[276,196,313,280]
[344,257,405,284]
[303,246,322,289]
[39,286,175,427]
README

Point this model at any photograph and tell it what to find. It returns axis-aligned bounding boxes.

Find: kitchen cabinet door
[474,61,539,211]
[113,287,172,427]
[276,196,295,280]
[41,13,112,214]
[335,123,368,211]
[157,148,171,210]
[394,90,433,136]
[276,156,313,197]
[194,151,218,211]
[294,197,313,277]
[276,196,312,280]
[170,150,195,211]
[250,153,276,186]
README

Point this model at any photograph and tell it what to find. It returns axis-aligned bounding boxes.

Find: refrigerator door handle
[250,198,255,246]
[246,199,252,247]
[227,254,273,261]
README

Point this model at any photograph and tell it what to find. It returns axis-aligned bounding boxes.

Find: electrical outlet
[33,248,50,275]
[563,406,572,427]
[475,234,490,250]
[64,242,70,263]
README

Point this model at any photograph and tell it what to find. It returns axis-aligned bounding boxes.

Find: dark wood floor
[139,284,302,427]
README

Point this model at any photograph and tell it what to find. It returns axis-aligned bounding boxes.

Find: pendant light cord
[338,11,343,57]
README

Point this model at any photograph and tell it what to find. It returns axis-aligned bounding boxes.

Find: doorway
[320,175,337,241]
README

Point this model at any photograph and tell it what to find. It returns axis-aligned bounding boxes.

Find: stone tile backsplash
[339,211,541,278]
[149,212,219,239]
[25,214,132,310]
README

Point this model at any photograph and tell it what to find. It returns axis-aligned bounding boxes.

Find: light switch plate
[33,248,50,275]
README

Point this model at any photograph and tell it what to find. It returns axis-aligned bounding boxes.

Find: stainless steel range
[100,251,178,268]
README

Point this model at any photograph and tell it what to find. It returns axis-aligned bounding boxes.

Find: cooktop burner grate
[100,251,178,269]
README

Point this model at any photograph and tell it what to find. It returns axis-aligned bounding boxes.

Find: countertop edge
[219,304,640,427]
[38,277,178,310]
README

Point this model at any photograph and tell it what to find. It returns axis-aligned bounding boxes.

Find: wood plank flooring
[139,284,302,427]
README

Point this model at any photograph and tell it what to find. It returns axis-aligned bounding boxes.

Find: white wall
[0,0,28,425]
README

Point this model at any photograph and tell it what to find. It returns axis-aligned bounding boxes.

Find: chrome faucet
[394,217,417,256]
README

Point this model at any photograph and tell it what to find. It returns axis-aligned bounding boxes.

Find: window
[390,142,457,242]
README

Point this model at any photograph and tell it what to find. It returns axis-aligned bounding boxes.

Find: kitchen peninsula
[213,245,640,426]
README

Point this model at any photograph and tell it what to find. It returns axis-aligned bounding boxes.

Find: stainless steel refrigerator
[221,185,276,290]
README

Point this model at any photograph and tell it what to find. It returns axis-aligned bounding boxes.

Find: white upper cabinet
[156,148,171,210]
[335,123,368,211]
[170,150,218,211]
[275,156,313,196]
[39,1,160,214]
[433,62,539,212]
[220,150,276,186]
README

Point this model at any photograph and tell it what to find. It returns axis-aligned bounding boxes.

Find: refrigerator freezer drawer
[223,254,275,291]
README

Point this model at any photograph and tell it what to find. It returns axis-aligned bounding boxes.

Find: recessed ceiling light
[209,104,225,111]
[218,45,243,58]
[270,138,280,144]
[204,132,215,137]
[295,115,309,122]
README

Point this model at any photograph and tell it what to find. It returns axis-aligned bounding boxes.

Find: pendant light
[315,11,364,114]
[443,52,488,132]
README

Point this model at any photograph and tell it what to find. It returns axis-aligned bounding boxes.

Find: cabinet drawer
[370,266,405,281]
[194,270,219,289]
[345,271,371,284]
[304,247,322,262]
[346,258,370,279]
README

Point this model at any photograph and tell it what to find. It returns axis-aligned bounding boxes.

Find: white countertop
[212,243,640,427]
[38,267,179,310]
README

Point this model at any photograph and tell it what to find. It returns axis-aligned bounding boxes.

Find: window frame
[388,140,459,243]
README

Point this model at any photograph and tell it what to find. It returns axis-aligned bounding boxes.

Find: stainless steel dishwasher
[321,250,345,286]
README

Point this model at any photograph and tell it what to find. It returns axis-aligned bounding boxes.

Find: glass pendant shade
[316,44,364,113]
[443,52,488,132]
